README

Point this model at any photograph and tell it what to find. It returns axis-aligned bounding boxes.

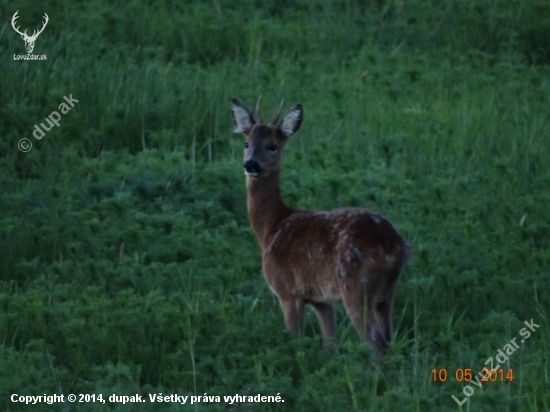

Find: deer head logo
[11,11,49,54]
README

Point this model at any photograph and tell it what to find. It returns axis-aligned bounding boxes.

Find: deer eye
[244,141,249,148]
[267,144,278,152]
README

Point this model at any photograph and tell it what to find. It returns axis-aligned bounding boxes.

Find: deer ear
[280,104,303,137]
[231,99,254,134]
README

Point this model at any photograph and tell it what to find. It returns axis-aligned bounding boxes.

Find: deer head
[231,97,303,178]
[11,11,49,54]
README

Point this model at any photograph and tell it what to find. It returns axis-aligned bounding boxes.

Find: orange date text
[431,368,514,382]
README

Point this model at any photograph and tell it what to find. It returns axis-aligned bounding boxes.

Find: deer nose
[243,160,261,175]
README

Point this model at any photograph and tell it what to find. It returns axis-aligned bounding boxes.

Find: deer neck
[246,171,292,248]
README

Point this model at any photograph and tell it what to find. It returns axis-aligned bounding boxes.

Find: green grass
[1,0,549,411]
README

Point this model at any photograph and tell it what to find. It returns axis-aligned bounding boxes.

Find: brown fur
[231,98,410,356]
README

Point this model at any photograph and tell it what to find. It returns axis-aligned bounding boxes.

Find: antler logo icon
[11,10,49,54]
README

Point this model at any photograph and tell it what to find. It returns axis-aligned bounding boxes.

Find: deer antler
[269,99,285,126]
[254,95,262,123]
[11,11,26,37]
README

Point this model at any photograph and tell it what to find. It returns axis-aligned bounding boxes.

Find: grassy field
[1,0,549,410]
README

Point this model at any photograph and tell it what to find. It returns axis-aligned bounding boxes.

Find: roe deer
[230,97,410,356]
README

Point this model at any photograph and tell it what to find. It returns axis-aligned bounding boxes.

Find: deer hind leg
[341,277,393,356]
[374,279,397,344]
[340,283,373,344]
[310,301,339,353]
[279,298,305,336]
[310,302,336,339]
[368,276,399,356]
[369,301,391,356]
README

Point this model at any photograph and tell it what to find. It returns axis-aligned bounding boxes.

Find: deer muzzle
[243,159,261,177]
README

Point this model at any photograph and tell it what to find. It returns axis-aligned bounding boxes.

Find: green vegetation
[1,0,549,410]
